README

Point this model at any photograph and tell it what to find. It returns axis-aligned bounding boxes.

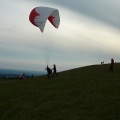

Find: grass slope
[0,63,120,120]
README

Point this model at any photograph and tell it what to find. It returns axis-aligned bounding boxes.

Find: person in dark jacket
[110,58,114,72]
[52,64,58,76]
[45,66,52,78]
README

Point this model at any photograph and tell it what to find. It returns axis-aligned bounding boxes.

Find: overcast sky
[0,0,120,72]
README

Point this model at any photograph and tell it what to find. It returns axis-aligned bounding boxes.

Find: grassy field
[0,63,120,120]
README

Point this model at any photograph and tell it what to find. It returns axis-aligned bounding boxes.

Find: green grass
[0,63,120,120]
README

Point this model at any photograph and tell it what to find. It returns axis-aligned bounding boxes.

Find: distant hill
[0,68,46,79]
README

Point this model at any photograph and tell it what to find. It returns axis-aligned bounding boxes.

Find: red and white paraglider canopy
[29,6,60,32]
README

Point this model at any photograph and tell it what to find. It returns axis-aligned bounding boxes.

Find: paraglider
[29,6,60,32]
[29,6,60,65]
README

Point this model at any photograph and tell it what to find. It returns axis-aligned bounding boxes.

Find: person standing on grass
[52,64,58,76]
[110,58,114,72]
[45,65,52,78]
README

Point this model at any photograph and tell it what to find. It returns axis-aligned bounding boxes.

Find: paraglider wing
[29,7,60,32]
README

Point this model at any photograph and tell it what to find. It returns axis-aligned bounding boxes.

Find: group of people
[18,58,115,80]
[45,64,58,78]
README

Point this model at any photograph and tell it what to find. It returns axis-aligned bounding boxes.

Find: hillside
[0,63,120,120]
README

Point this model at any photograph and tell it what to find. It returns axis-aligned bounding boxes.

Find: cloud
[0,0,120,71]
[34,0,120,30]
[0,29,14,32]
